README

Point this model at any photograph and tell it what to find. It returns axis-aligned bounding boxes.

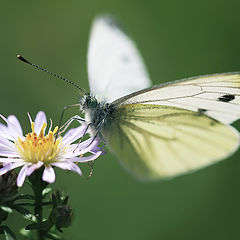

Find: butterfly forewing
[87,15,151,103]
[102,104,239,180]
[113,73,240,124]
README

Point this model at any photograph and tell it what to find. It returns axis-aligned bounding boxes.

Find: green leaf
[19,228,31,237]
[63,196,68,205]
[56,226,63,233]
[0,206,13,214]
[42,188,52,198]
[13,205,36,222]
[19,228,35,239]
[26,219,53,231]
[15,202,34,207]
[42,201,52,206]
[52,193,57,208]
[2,226,17,240]
[25,223,38,230]
[46,232,63,240]
[14,194,34,201]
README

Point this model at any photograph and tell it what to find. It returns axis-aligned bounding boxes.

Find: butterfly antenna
[17,54,87,95]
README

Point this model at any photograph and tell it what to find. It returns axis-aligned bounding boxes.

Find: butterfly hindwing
[102,104,239,180]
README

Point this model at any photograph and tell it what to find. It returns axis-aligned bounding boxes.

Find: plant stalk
[30,168,48,240]
[34,182,44,240]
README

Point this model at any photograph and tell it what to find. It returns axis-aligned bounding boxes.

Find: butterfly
[79,15,240,181]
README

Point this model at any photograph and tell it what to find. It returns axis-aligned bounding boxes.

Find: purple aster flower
[0,111,103,187]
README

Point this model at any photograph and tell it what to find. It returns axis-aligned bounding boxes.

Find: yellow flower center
[15,122,62,165]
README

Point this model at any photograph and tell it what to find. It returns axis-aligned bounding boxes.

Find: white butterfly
[80,15,240,180]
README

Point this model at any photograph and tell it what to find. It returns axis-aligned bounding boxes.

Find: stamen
[31,122,35,132]
[53,126,58,135]
[15,121,62,165]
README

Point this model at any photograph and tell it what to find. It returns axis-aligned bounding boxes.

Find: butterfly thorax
[80,94,115,137]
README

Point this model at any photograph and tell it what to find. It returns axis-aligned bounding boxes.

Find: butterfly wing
[113,73,240,124]
[102,104,239,180]
[87,15,240,179]
[87,15,151,102]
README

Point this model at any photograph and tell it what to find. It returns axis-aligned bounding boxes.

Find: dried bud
[49,190,73,231]
[0,168,18,204]
[0,166,18,224]
[50,205,72,229]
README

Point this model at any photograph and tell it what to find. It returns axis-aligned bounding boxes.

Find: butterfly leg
[59,115,85,135]
[55,103,81,138]
[73,119,104,155]
[73,123,92,153]
[87,160,95,179]
[84,119,105,148]
[86,133,106,179]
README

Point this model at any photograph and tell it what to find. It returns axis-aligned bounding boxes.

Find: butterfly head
[79,93,99,111]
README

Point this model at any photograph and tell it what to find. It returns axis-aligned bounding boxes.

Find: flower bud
[0,167,18,204]
[0,166,18,224]
[50,205,73,229]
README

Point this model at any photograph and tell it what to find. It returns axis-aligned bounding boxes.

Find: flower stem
[29,168,48,240]
[34,182,44,240]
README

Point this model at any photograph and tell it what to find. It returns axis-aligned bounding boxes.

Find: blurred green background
[1,0,240,239]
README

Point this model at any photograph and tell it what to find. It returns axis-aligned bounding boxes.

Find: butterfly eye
[83,95,98,109]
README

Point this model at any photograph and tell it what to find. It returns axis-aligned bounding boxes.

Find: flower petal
[27,112,33,124]
[0,124,12,140]
[34,111,47,135]
[90,146,106,155]
[17,164,29,187]
[77,138,100,155]
[0,139,16,154]
[0,161,25,175]
[47,119,53,134]
[90,146,101,153]
[0,137,15,149]
[42,167,55,183]
[0,158,23,163]
[63,138,100,158]
[7,115,23,137]
[71,151,103,162]
[53,161,82,175]
[0,145,14,153]
[0,114,22,141]
[26,162,43,176]
[62,125,87,146]
[0,151,20,157]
